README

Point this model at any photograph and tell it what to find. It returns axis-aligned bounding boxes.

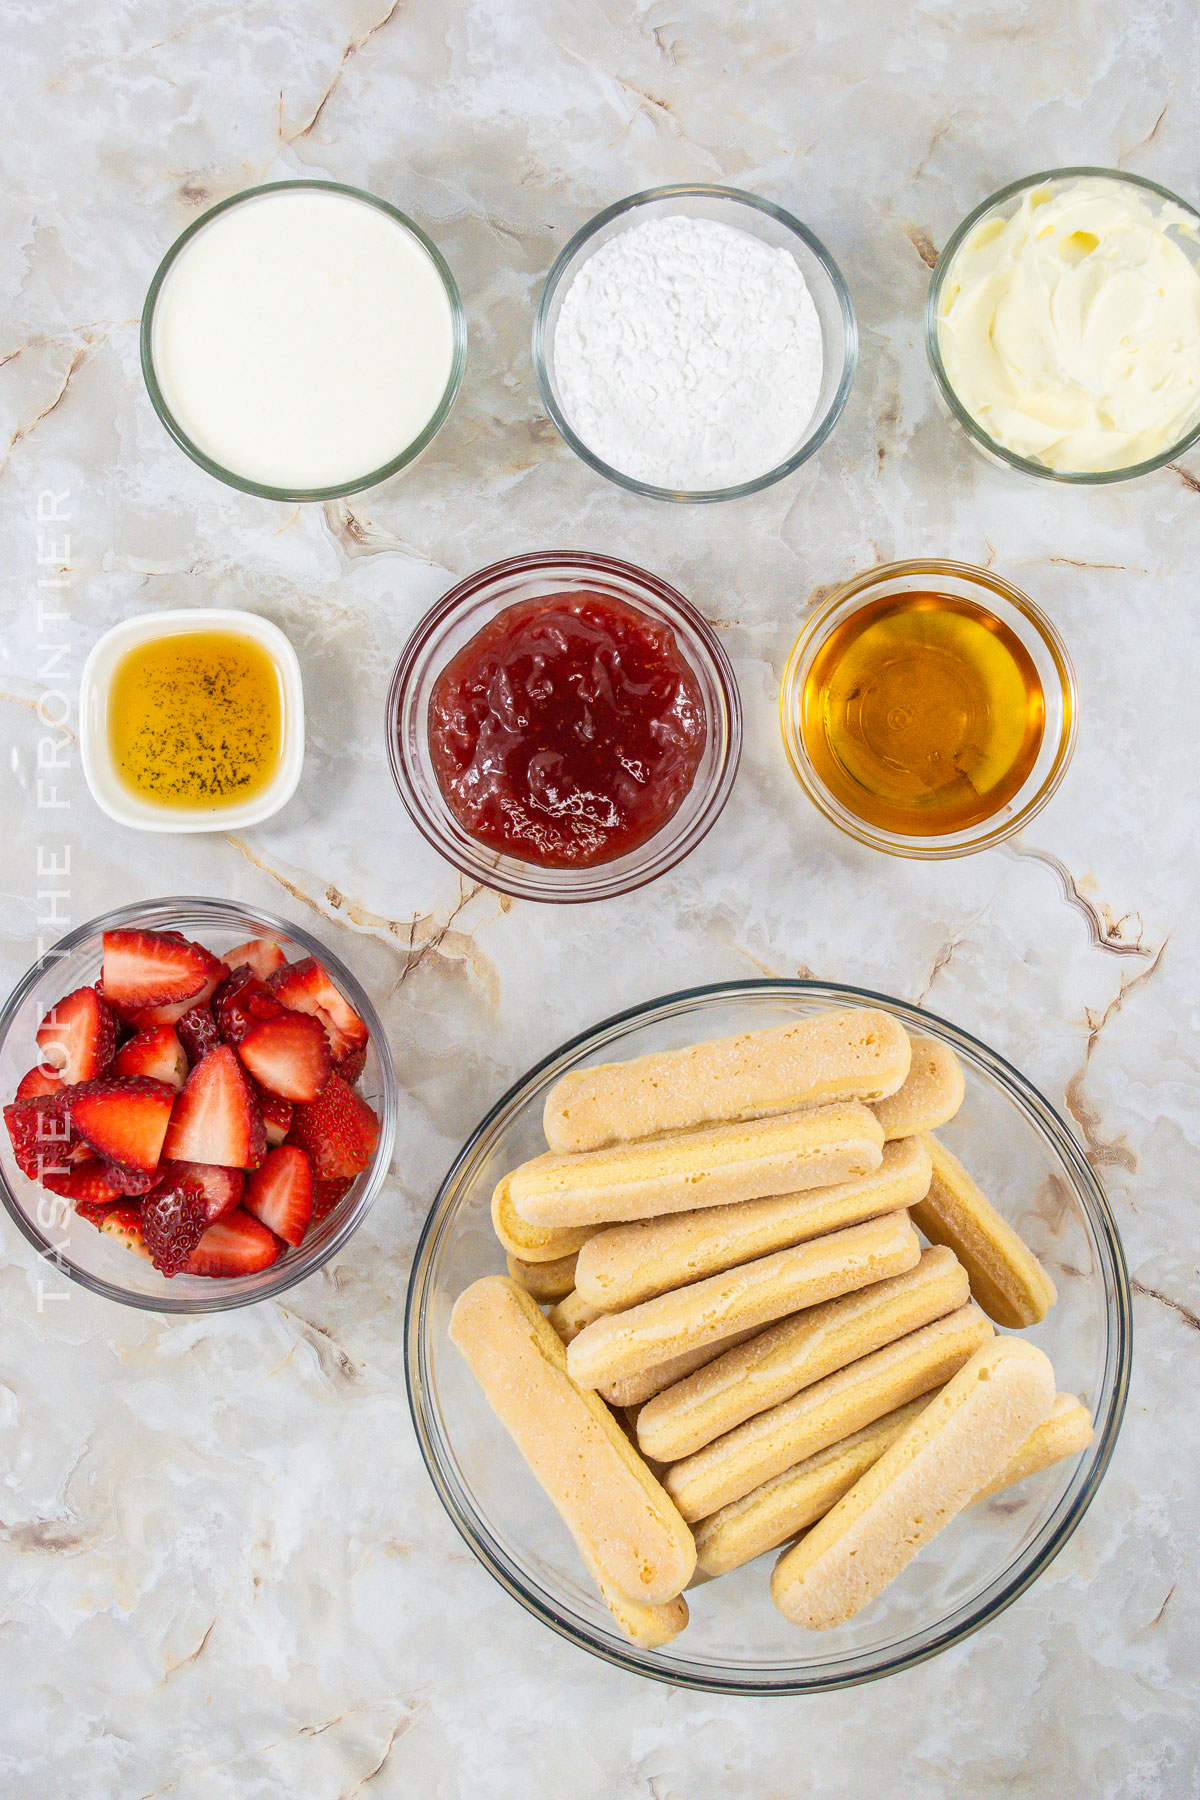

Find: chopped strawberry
[67,1075,175,1174]
[97,1160,161,1197]
[35,985,117,1085]
[211,967,283,1047]
[176,1003,220,1065]
[4,1091,75,1181]
[237,1011,331,1103]
[43,1158,124,1206]
[151,1159,244,1223]
[15,1065,62,1101]
[76,1200,150,1259]
[162,1045,266,1170]
[269,959,368,1060]
[250,1080,293,1146]
[133,968,225,1028]
[243,1145,314,1246]
[185,1208,281,1277]
[141,1177,209,1275]
[101,929,225,1017]
[312,1176,354,1225]
[114,1025,188,1089]
[287,1073,379,1181]
[336,1046,366,1086]
[225,938,288,981]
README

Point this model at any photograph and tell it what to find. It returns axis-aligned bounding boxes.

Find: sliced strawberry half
[250,1080,293,1147]
[336,1046,366,1087]
[151,1159,244,1223]
[141,1177,209,1275]
[185,1208,281,1277]
[286,1073,379,1181]
[237,1011,331,1103]
[312,1175,353,1226]
[67,1075,175,1174]
[225,938,288,981]
[76,1200,150,1259]
[269,959,368,1060]
[101,929,225,1017]
[4,1091,75,1181]
[15,1065,63,1101]
[212,967,283,1048]
[162,1045,266,1170]
[43,1158,125,1206]
[36,985,117,1085]
[176,1003,221,1065]
[114,1025,188,1089]
[133,969,225,1028]
[243,1145,314,1247]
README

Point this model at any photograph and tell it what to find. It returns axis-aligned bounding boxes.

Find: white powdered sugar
[552,213,826,491]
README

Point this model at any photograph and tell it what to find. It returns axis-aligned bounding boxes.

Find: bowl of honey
[80,609,305,832]
[780,561,1076,858]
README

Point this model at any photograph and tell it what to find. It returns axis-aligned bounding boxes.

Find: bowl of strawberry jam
[387,553,741,901]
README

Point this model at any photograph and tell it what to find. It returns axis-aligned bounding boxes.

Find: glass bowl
[385,551,742,903]
[532,185,857,501]
[140,179,467,503]
[780,559,1077,859]
[926,166,1200,483]
[0,898,397,1312]
[405,980,1129,1694]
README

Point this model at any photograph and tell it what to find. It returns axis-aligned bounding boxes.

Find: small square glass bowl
[79,609,305,832]
[0,898,396,1312]
[532,185,857,502]
[405,980,1130,1693]
[926,166,1200,483]
[385,551,742,903]
[779,560,1077,859]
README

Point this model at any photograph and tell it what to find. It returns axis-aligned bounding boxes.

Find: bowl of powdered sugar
[533,185,857,501]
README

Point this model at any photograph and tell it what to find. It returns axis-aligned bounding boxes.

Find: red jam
[427,592,708,868]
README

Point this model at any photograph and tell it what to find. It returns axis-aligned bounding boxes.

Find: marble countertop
[1,2,1197,1794]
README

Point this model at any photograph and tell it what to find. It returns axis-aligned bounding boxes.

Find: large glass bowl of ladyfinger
[405,982,1130,1693]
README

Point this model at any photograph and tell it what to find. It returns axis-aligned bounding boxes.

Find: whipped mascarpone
[937,177,1200,472]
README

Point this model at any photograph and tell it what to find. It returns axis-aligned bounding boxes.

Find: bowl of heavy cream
[927,168,1200,481]
[142,181,466,500]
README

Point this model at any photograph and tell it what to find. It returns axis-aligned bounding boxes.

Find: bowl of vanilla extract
[780,560,1077,858]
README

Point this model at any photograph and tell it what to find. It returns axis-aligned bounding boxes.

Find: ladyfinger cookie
[770,1338,1056,1629]
[637,1245,968,1463]
[696,1387,1092,1581]
[492,1174,596,1265]
[574,1138,933,1311]
[873,1038,964,1141]
[693,1397,931,1577]
[449,1277,696,1604]
[568,1211,920,1393]
[664,1301,993,1523]
[592,1566,689,1647]
[547,1288,606,1345]
[599,1326,766,1408]
[543,1009,911,1153]
[509,1102,885,1231]
[912,1133,1057,1328]
[506,1250,579,1304]
[974,1392,1093,1499]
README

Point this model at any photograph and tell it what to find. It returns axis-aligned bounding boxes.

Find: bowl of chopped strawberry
[0,899,396,1309]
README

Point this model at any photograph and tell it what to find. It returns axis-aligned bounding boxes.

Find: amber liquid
[800,592,1045,836]
[109,631,283,809]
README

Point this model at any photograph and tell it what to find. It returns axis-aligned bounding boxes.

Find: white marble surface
[1,2,1198,1794]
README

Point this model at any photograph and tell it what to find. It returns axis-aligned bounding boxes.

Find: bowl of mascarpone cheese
[926,167,1200,482]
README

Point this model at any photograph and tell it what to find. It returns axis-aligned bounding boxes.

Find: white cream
[937,177,1200,472]
[151,187,456,491]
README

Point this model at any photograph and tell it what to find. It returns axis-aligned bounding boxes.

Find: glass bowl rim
[0,895,398,1312]
[404,976,1132,1694]
[925,165,1200,484]
[384,549,744,903]
[780,557,1079,859]
[139,178,468,503]
[531,183,859,502]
